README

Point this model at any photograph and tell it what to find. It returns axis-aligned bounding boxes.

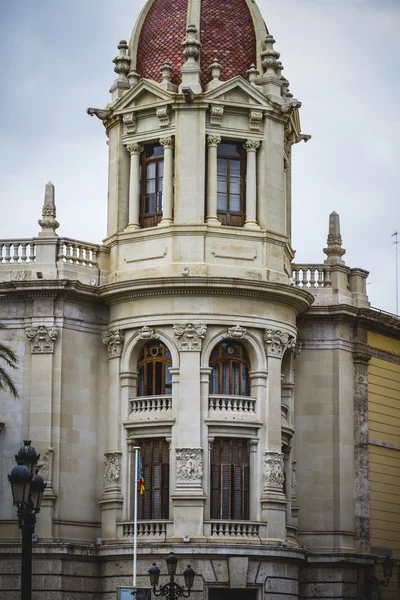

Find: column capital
[126,142,144,155]
[102,329,125,358]
[159,136,174,149]
[264,328,296,359]
[26,325,59,354]
[207,135,221,148]
[244,140,261,153]
[173,323,207,351]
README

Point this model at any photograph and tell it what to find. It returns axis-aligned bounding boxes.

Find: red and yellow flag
[138,452,145,496]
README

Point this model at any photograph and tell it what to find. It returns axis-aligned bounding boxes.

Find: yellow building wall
[368,331,400,599]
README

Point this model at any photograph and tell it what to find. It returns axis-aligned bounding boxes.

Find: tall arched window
[209,341,250,396]
[138,341,172,396]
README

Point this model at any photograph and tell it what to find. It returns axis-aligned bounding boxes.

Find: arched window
[138,341,172,396]
[211,438,249,520]
[209,341,250,396]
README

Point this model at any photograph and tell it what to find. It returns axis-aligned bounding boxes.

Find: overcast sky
[0,0,399,314]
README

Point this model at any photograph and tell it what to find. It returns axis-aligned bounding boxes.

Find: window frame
[209,341,251,396]
[216,141,246,227]
[211,438,250,521]
[140,144,164,228]
[137,341,172,397]
[137,438,170,520]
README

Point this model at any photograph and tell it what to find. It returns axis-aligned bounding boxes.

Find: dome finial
[261,34,280,77]
[247,64,259,85]
[180,25,202,94]
[210,59,222,81]
[110,40,131,99]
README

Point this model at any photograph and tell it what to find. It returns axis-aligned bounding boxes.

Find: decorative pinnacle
[323,211,346,264]
[261,34,281,76]
[275,61,284,79]
[38,181,59,235]
[210,58,222,80]
[182,24,201,62]
[247,63,259,84]
[128,69,140,86]
[113,40,131,79]
[160,61,173,83]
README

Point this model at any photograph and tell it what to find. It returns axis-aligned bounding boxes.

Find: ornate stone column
[261,328,296,541]
[25,323,59,540]
[100,328,125,541]
[244,140,260,229]
[172,324,207,538]
[126,143,143,229]
[159,136,174,226]
[206,136,221,225]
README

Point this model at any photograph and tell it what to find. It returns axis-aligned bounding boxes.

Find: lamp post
[366,557,394,600]
[8,441,46,600]
[148,553,195,599]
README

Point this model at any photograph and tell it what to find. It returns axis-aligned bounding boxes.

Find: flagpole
[133,446,140,589]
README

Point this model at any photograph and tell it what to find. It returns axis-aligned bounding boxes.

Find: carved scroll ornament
[102,329,125,358]
[173,323,207,351]
[264,329,296,359]
[26,326,59,354]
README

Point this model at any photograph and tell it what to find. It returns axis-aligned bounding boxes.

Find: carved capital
[244,140,261,153]
[104,452,122,489]
[126,143,144,156]
[176,448,203,483]
[26,326,59,354]
[207,135,221,148]
[102,329,125,358]
[138,326,159,340]
[210,106,224,126]
[159,136,174,149]
[173,323,206,351]
[223,325,247,340]
[37,447,54,486]
[263,452,284,488]
[264,329,296,359]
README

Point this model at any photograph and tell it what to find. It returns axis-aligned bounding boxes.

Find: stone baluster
[244,141,261,229]
[159,137,174,226]
[4,243,11,263]
[126,143,143,229]
[206,136,221,225]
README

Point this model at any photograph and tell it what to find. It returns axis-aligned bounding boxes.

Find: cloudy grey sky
[0,0,399,313]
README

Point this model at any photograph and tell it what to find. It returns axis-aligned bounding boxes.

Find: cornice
[99,276,313,314]
[0,280,104,306]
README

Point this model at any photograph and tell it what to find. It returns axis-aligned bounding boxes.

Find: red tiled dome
[135,0,259,87]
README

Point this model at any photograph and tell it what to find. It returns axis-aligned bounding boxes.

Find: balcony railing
[57,238,100,268]
[130,395,172,413]
[121,521,170,538]
[206,521,261,538]
[209,395,256,413]
[0,240,36,264]
[292,264,332,288]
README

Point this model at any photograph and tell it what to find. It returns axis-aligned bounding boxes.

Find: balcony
[204,520,265,541]
[207,395,258,424]
[128,395,173,423]
[119,520,172,541]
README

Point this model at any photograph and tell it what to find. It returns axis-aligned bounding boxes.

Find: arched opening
[138,341,172,396]
[209,341,250,396]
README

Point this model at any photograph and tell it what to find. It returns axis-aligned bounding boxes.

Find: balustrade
[207,521,260,538]
[209,395,256,413]
[292,264,331,288]
[0,240,36,264]
[130,395,172,413]
[121,521,169,537]
[57,238,99,267]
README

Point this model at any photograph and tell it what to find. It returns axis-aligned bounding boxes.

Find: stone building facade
[0,0,399,599]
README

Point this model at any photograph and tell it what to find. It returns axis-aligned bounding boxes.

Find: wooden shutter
[137,439,170,520]
[211,438,250,520]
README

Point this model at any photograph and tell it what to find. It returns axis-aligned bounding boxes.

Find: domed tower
[89,0,314,594]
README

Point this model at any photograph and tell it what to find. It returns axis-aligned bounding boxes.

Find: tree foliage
[0,322,19,398]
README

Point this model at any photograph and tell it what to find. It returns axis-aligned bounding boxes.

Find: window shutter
[211,463,220,519]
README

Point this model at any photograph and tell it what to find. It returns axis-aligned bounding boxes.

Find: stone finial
[280,77,290,97]
[247,64,259,85]
[210,58,222,81]
[182,25,201,63]
[160,61,173,84]
[275,61,284,79]
[261,34,281,76]
[113,40,131,80]
[128,69,140,86]
[38,182,59,237]
[323,211,346,265]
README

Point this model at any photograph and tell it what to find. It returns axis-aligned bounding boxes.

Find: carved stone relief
[224,325,247,340]
[37,447,54,485]
[249,110,263,131]
[176,448,203,483]
[264,329,296,359]
[263,452,284,488]
[138,326,159,340]
[102,329,125,358]
[210,106,224,126]
[123,113,137,134]
[26,326,59,354]
[173,323,207,351]
[291,460,297,498]
[104,452,121,489]
[157,106,171,128]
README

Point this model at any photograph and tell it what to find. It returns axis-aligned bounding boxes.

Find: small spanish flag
[138,452,145,496]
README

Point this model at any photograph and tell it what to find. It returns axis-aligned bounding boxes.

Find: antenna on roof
[392,231,399,316]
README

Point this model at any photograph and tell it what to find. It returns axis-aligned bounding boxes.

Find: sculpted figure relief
[264,329,296,359]
[26,326,59,354]
[263,452,285,488]
[176,448,203,482]
[102,329,125,358]
[104,453,121,488]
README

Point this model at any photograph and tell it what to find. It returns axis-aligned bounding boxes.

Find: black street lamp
[366,557,394,599]
[148,553,195,599]
[8,441,46,600]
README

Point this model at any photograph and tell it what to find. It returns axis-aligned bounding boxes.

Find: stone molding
[173,323,207,351]
[176,448,203,483]
[126,142,144,155]
[223,325,247,340]
[138,326,159,340]
[264,329,296,359]
[263,452,284,487]
[102,329,125,358]
[207,135,221,148]
[104,452,122,489]
[26,326,59,354]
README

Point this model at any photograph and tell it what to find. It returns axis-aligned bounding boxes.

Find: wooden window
[217,141,246,227]
[137,439,169,520]
[209,341,250,396]
[211,438,249,520]
[140,144,164,228]
[138,341,172,397]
